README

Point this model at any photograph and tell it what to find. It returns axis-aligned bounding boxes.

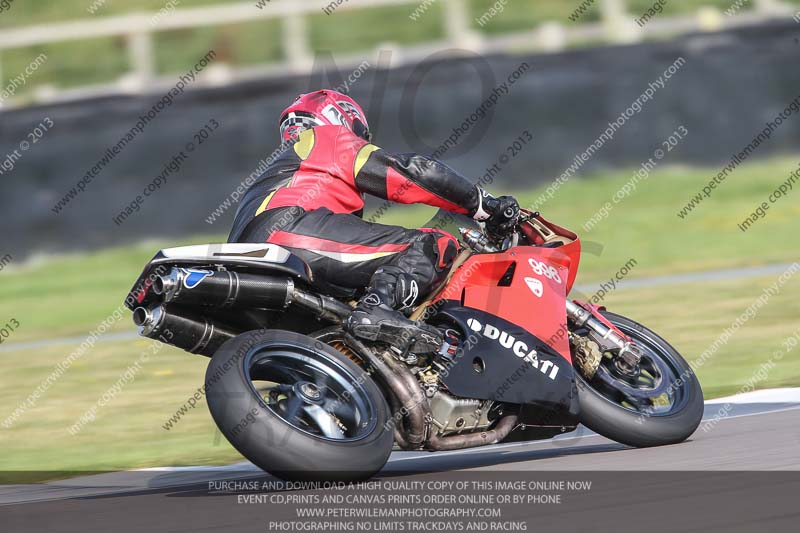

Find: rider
[228,89,520,350]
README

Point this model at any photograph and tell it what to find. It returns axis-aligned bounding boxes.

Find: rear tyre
[575,312,703,447]
[206,329,393,481]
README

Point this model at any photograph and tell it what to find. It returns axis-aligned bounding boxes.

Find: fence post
[127,30,155,88]
[536,22,567,52]
[443,0,481,50]
[602,0,639,43]
[282,12,313,72]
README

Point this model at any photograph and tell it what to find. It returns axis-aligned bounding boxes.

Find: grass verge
[1,155,799,475]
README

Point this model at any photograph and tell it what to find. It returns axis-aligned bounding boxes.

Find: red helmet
[279,90,371,142]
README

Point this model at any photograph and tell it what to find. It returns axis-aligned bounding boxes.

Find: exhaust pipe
[135,269,353,357]
[427,413,519,451]
[153,267,352,322]
[383,347,519,451]
[133,305,236,356]
[343,334,518,451]
[290,289,351,323]
[343,334,427,450]
[154,268,294,310]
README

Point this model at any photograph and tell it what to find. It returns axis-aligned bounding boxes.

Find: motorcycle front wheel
[206,329,393,481]
[574,311,704,447]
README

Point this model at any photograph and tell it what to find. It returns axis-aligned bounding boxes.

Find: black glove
[483,195,520,235]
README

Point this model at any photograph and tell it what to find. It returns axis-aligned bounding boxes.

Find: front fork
[565,300,642,373]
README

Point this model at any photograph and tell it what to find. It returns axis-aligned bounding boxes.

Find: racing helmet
[279,89,371,142]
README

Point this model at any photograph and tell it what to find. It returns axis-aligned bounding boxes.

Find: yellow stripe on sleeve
[354,143,381,177]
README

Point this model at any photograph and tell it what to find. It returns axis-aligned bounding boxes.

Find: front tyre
[205,329,393,481]
[575,312,703,448]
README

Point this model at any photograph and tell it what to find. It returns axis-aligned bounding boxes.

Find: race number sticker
[528,258,562,285]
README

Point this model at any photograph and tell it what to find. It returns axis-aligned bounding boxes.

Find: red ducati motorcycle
[126,209,703,480]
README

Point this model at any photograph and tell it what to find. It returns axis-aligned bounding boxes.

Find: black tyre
[575,311,703,447]
[205,329,393,481]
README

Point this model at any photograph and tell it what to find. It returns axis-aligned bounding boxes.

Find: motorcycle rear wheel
[575,311,704,447]
[206,329,393,481]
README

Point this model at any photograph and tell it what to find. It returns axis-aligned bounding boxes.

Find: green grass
[0,236,222,343]
[600,274,800,400]
[0,0,763,98]
[0,338,234,473]
[519,158,800,276]
[2,154,799,474]
[373,155,800,278]
[1,155,798,342]
[3,156,798,343]
[2,274,798,474]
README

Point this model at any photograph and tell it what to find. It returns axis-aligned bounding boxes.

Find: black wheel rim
[244,341,377,442]
[578,319,690,418]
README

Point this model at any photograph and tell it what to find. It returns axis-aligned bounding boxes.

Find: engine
[428,389,495,436]
[415,363,494,437]
[400,328,497,437]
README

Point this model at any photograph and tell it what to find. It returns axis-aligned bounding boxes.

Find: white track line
[704,387,800,404]
[141,395,800,470]
[573,262,797,294]
[699,404,800,422]
[4,401,798,507]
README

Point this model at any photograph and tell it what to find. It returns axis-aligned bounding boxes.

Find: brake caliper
[569,333,603,379]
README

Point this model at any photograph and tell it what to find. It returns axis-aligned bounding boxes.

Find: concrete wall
[1,20,798,257]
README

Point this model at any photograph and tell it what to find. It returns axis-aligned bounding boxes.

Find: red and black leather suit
[228,125,481,305]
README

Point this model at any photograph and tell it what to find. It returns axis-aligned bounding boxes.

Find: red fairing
[435,247,573,362]
[519,213,582,293]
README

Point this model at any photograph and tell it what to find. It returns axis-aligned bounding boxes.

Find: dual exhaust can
[134,267,353,356]
[153,267,294,310]
[133,305,236,356]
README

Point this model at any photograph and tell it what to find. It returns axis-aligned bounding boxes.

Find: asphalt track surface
[3,396,799,533]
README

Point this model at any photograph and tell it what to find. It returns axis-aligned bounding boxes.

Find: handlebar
[482,195,500,213]
[484,209,538,251]
[461,209,540,253]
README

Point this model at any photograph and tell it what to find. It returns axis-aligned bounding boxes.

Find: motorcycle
[125,209,703,481]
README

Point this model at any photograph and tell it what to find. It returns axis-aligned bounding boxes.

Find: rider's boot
[346,267,442,353]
